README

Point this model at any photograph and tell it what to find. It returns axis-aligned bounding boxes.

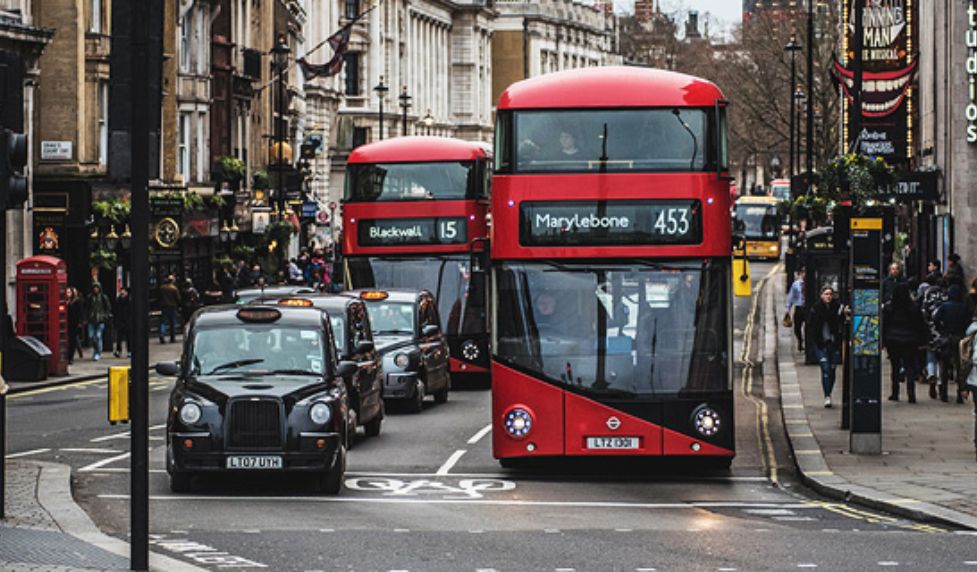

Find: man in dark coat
[882,284,926,402]
[113,287,131,358]
[158,275,182,344]
[881,261,904,305]
[935,284,971,402]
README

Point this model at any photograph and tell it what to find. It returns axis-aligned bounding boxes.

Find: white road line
[636,568,657,572]
[877,563,899,567]
[5,448,51,459]
[797,565,818,569]
[80,451,131,472]
[97,494,820,511]
[90,423,166,443]
[60,448,124,454]
[467,423,493,444]
[341,470,767,482]
[435,449,467,476]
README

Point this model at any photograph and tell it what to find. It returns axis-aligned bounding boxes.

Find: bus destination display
[358,217,468,246]
[519,200,701,246]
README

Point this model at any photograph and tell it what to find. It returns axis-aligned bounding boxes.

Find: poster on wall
[833,0,917,165]
[32,212,66,256]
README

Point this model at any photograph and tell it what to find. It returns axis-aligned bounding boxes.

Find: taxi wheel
[407,380,425,414]
[318,445,346,495]
[169,472,193,493]
[364,404,383,437]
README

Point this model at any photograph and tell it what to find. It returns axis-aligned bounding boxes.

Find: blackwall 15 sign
[834,0,918,164]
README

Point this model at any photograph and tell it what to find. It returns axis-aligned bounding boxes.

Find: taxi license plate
[585,436,640,450]
[226,456,283,470]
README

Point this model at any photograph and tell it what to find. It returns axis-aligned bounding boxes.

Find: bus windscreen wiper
[672,109,698,170]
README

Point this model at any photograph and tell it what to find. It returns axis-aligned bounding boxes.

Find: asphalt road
[7,262,977,571]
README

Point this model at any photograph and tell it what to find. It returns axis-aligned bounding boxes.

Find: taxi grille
[227,399,282,449]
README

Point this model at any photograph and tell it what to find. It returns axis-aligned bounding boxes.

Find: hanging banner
[834,0,917,165]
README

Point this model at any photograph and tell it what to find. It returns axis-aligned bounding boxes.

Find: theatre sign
[834,0,917,164]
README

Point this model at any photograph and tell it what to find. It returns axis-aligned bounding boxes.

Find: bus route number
[438,220,459,241]
[653,208,690,236]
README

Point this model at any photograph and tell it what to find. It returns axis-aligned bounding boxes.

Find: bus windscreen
[734,204,780,239]
[345,161,478,202]
[509,109,711,173]
[494,259,728,397]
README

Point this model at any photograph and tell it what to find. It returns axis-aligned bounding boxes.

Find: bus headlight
[504,407,533,439]
[693,405,721,437]
[394,353,411,368]
[179,402,202,426]
[309,401,332,426]
[461,340,480,361]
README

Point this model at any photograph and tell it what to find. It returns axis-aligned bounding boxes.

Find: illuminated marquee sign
[835,0,917,163]
[968,0,976,144]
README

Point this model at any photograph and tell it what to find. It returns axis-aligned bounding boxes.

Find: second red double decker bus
[491,67,735,466]
[342,136,493,385]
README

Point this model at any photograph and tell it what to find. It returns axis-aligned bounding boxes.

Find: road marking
[877,563,899,567]
[60,447,125,454]
[5,448,51,459]
[636,568,657,572]
[7,378,106,399]
[393,528,410,533]
[319,528,334,533]
[544,528,561,534]
[150,534,267,568]
[342,470,767,482]
[98,493,820,511]
[744,508,795,516]
[435,449,467,476]
[797,566,818,569]
[467,423,493,444]
[90,423,166,442]
[80,451,130,472]
[346,477,515,499]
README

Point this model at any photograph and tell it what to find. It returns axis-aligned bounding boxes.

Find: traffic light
[0,128,28,211]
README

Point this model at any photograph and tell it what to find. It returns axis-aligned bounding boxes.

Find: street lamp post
[805,0,815,194]
[271,34,290,269]
[399,86,411,137]
[374,76,388,140]
[784,35,802,181]
[794,89,805,170]
[422,110,434,136]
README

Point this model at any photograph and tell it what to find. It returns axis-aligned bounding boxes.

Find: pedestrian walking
[85,283,112,361]
[180,278,202,324]
[963,313,977,461]
[113,287,131,358]
[287,258,303,285]
[806,286,845,408]
[66,287,85,364]
[882,261,904,305]
[935,284,971,403]
[158,275,182,344]
[921,275,948,391]
[882,283,926,402]
[946,253,967,289]
[784,269,806,351]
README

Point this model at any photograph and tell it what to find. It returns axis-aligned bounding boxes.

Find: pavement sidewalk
[0,460,204,571]
[7,337,184,395]
[770,271,977,530]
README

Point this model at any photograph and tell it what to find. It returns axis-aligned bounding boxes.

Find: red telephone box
[16,256,68,376]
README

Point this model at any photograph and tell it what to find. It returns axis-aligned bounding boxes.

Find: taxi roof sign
[360,291,389,301]
[236,308,282,323]
[277,298,314,307]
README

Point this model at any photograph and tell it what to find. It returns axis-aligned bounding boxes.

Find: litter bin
[3,335,51,382]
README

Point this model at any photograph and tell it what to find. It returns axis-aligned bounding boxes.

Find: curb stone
[33,461,208,572]
[769,274,977,531]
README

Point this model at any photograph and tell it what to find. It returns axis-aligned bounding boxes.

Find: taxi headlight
[178,402,202,426]
[394,353,411,368]
[309,401,332,426]
[693,405,721,437]
[504,407,533,439]
[461,339,480,361]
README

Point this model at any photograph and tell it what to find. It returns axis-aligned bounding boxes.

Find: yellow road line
[8,378,106,399]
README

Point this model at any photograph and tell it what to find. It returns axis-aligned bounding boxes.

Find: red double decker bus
[342,136,493,384]
[490,67,734,465]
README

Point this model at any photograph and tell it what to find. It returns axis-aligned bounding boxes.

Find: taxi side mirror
[355,340,374,354]
[336,360,357,378]
[155,361,180,377]
[422,324,440,338]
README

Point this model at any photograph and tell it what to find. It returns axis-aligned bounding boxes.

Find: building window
[345,0,359,20]
[179,16,191,72]
[196,112,207,182]
[352,127,368,149]
[97,81,108,166]
[343,53,360,96]
[90,0,102,33]
[178,112,190,182]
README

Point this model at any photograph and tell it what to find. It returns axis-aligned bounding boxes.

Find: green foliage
[204,194,225,208]
[216,155,246,182]
[253,169,269,190]
[231,244,256,262]
[89,247,117,270]
[791,194,832,228]
[91,197,131,224]
[149,190,219,212]
[818,153,894,213]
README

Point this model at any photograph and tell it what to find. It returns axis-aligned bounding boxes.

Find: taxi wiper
[374,329,411,336]
[205,358,265,375]
[268,369,321,377]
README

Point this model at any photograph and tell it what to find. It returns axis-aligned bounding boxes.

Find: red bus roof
[498,66,725,110]
[347,136,491,164]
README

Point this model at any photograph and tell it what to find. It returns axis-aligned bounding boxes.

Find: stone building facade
[917,0,977,272]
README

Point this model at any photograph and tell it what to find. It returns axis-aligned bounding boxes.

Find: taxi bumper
[167,432,341,473]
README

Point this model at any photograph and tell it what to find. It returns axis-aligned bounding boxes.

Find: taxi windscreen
[363,301,415,336]
[189,326,327,377]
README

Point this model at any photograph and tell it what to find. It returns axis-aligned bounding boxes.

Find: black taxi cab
[350,289,451,413]
[277,295,384,444]
[156,305,354,494]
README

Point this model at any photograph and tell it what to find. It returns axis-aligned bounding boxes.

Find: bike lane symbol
[344,477,516,500]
